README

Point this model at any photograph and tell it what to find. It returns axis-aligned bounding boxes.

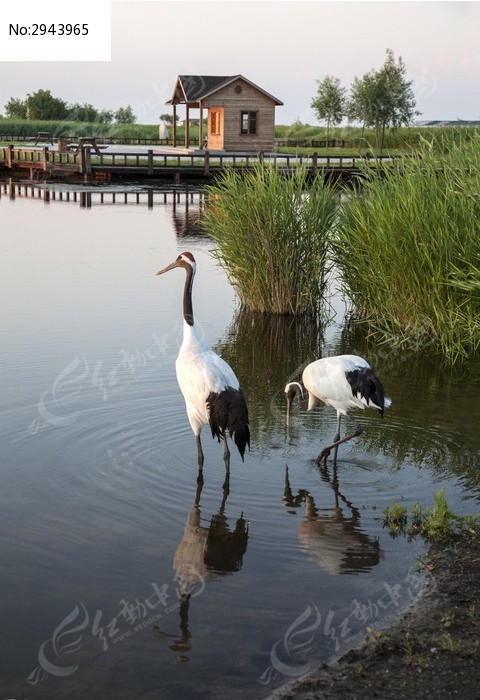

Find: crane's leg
[222,437,230,490]
[316,420,363,465]
[334,412,342,443]
[196,434,204,471]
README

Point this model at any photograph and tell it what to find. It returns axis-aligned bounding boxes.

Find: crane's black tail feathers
[345,367,388,417]
[206,387,250,461]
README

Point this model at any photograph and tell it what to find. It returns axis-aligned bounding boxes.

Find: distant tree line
[2,89,137,124]
[311,49,418,152]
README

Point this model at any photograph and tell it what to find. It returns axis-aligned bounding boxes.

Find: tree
[352,49,418,153]
[67,102,99,122]
[159,112,179,125]
[97,109,114,124]
[346,76,371,140]
[5,97,27,119]
[25,89,68,120]
[311,76,346,141]
[114,105,136,124]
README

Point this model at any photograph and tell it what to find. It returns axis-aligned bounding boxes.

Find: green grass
[274,147,409,157]
[0,118,186,141]
[275,124,480,150]
[383,488,480,541]
[332,133,480,362]
[202,163,338,315]
[382,502,408,537]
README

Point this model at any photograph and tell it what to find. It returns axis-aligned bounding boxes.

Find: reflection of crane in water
[283,466,381,575]
[157,475,249,660]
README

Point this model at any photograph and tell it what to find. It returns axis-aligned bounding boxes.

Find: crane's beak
[156,259,181,276]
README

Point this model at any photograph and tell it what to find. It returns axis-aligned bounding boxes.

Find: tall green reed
[202,163,338,315]
[333,134,480,361]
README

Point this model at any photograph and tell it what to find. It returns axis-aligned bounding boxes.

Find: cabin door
[207,108,224,150]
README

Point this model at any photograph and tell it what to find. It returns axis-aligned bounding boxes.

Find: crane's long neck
[183,264,195,326]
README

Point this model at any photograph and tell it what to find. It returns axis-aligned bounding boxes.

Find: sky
[1,1,480,125]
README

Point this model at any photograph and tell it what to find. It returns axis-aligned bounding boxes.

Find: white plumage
[285,354,391,464]
[176,323,240,437]
[157,252,250,470]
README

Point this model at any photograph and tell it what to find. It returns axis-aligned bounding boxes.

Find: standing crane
[156,251,250,473]
[285,354,391,464]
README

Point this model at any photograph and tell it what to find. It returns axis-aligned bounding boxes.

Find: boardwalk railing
[0,134,199,147]
[0,134,351,148]
[0,145,402,180]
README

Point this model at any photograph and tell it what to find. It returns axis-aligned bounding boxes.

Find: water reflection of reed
[334,324,480,490]
[157,477,249,660]
[215,309,326,442]
[284,466,381,575]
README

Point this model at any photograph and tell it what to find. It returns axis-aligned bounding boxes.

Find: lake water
[1,180,479,699]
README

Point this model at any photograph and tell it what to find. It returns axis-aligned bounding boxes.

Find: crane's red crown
[180,252,196,263]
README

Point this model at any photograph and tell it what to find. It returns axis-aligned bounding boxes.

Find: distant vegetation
[1,89,135,124]
[0,119,159,140]
[311,49,417,152]
[274,123,480,152]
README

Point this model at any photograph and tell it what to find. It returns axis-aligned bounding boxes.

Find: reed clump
[333,134,480,361]
[202,163,337,315]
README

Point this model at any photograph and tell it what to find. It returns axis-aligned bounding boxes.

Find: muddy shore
[274,536,480,700]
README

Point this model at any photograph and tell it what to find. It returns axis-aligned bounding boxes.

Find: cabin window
[210,110,221,135]
[241,111,257,135]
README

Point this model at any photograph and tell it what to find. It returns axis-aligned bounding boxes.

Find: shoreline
[272,536,480,699]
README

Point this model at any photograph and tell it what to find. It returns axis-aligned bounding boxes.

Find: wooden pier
[0,145,400,183]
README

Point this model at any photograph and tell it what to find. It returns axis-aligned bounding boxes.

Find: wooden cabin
[166,75,283,152]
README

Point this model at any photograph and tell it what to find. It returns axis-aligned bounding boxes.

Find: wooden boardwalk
[0,145,399,183]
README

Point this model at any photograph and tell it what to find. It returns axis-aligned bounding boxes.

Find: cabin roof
[166,75,283,106]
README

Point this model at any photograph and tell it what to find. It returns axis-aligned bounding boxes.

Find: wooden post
[7,145,13,168]
[79,147,86,174]
[185,104,190,148]
[204,150,210,176]
[42,147,48,172]
[84,148,92,177]
[199,102,203,149]
[173,105,177,147]
[147,189,153,209]
[147,149,153,174]
[311,151,318,174]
